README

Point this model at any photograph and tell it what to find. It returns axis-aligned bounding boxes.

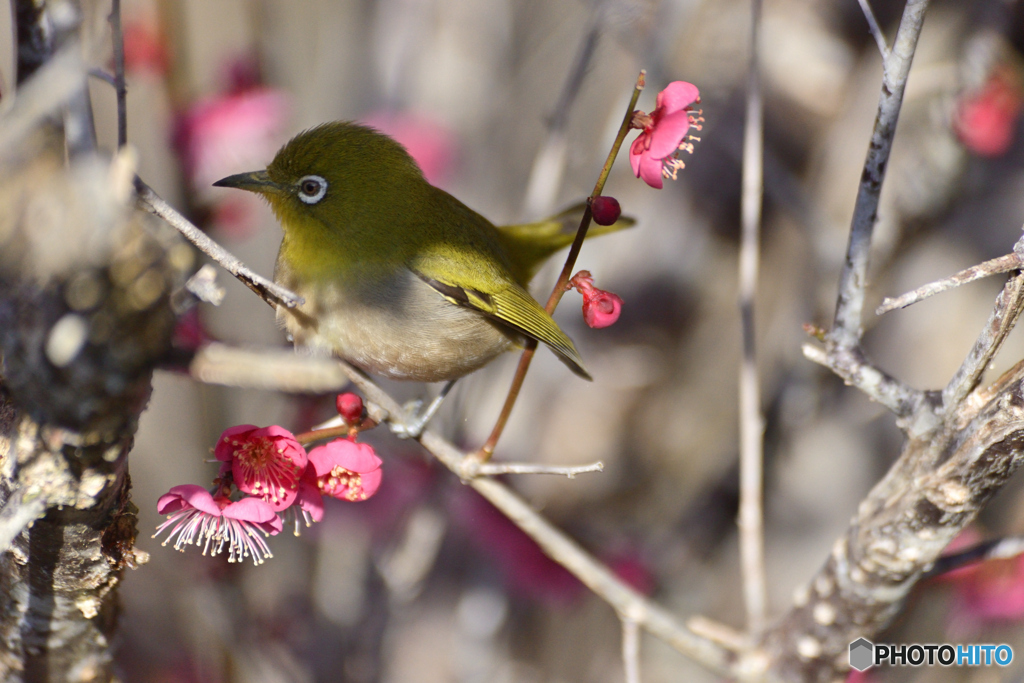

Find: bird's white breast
[275,267,516,382]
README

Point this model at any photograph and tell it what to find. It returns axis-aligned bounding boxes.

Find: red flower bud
[336,393,364,425]
[582,289,623,328]
[567,270,623,328]
[590,196,621,226]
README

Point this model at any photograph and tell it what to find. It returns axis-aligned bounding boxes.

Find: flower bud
[336,392,364,425]
[590,196,621,226]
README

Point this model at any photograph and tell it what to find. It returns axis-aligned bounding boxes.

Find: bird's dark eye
[297,175,327,204]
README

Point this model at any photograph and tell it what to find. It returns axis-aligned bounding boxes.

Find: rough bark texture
[0,136,186,681]
[761,361,1024,683]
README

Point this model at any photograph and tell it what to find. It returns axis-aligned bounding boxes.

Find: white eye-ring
[297,175,328,204]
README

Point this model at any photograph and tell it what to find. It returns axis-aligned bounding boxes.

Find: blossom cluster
[154,394,381,565]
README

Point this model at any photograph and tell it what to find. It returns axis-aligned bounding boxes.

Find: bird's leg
[391,380,456,439]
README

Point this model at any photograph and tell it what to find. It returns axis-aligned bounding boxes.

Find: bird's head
[214,121,426,233]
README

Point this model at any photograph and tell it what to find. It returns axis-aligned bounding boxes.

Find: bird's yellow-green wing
[496,202,635,283]
[414,270,592,381]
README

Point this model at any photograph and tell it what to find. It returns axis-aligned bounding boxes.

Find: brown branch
[761,359,1024,682]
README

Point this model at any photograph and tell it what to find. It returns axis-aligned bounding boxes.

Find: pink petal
[356,467,383,499]
[295,478,325,523]
[645,110,691,160]
[214,424,258,461]
[583,290,623,329]
[308,440,382,476]
[222,495,278,522]
[636,152,664,189]
[629,135,649,178]
[157,485,220,516]
[655,81,700,114]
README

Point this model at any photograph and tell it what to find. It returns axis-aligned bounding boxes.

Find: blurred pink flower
[951,552,1024,624]
[956,66,1023,157]
[177,84,289,237]
[450,488,583,605]
[215,425,307,511]
[307,439,383,502]
[569,270,623,328]
[122,20,169,76]
[360,111,457,185]
[629,81,701,189]
[153,485,282,565]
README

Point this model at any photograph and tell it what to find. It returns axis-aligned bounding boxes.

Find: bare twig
[471,461,604,478]
[856,0,891,61]
[876,252,1021,315]
[135,179,304,309]
[622,617,641,683]
[522,5,604,218]
[109,0,127,149]
[830,0,930,347]
[190,344,348,393]
[478,71,646,460]
[942,270,1024,414]
[802,342,929,422]
[0,488,47,553]
[738,0,767,634]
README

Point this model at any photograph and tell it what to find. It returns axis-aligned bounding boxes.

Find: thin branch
[738,0,767,634]
[802,342,929,421]
[134,179,304,309]
[622,617,641,683]
[829,0,930,348]
[522,5,604,218]
[942,270,1024,414]
[0,488,47,553]
[471,461,604,478]
[478,71,646,460]
[87,68,116,86]
[189,344,348,394]
[856,0,890,61]
[109,0,127,149]
[876,252,1021,315]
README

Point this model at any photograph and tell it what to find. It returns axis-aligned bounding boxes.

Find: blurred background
[6,0,1024,680]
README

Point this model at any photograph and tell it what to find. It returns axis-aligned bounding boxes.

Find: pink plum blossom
[307,439,383,502]
[215,425,307,511]
[629,81,701,189]
[153,485,282,565]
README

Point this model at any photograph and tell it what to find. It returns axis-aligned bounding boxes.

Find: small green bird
[214,122,629,389]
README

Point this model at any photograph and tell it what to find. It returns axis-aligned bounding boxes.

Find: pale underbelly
[276,271,518,382]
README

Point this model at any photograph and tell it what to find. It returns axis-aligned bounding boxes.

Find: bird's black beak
[213,170,279,194]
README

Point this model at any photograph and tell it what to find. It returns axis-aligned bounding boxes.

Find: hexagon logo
[849,638,874,672]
